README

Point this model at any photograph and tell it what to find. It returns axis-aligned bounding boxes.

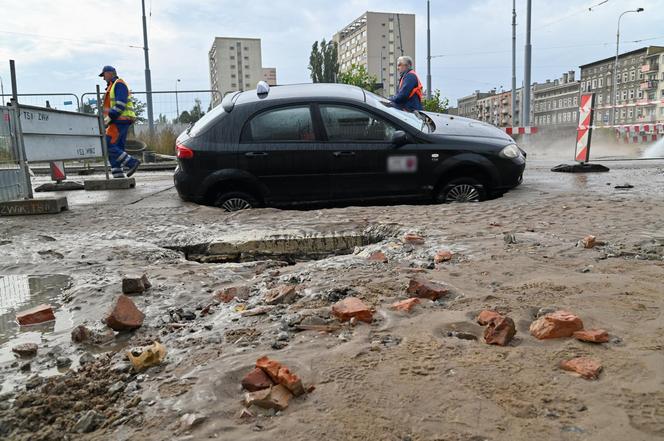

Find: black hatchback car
[174,83,525,211]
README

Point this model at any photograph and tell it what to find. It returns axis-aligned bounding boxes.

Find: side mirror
[390,130,410,147]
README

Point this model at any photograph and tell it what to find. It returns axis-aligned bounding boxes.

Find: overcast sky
[1,0,662,114]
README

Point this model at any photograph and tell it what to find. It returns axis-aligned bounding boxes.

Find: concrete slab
[84,178,136,191]
[35,181,85,192]
[0,197,68,216]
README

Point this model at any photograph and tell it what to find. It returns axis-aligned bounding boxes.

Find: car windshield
[366,92,431,133]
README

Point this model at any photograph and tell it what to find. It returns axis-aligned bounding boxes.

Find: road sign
[63,101,73,106]
[18,104,103,161]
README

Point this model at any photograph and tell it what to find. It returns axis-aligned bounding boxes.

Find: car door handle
[245,152,268,157]
[333,151,356,157]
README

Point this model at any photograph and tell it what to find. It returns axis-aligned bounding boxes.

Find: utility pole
[613,8,644,125]
[522,0,532,127]
[0,75,5,105]
[511,0,517,125]
[426,0,432,100]
[141,0,154,136]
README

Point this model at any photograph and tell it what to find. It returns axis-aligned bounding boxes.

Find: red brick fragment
[16,304,55,326]
[573,329,609,343]
[477,310,502,326]
[406,277,449,301]
[390,298,421,313]
[241,367,274,392]
[331,297,373,323]
[105,295,144,331]
[560,357,602,380]
[483,317,516,346]
[368,251,388,263]
[529,310,583,339]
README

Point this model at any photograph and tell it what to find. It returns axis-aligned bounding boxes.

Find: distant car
[174,83,525,211]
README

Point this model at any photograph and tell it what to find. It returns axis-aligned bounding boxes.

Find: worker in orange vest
[100,65,140,179]
[389,56,424,112]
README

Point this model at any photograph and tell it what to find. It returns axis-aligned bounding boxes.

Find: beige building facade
[209,37,264,105]
[333,11,416,96]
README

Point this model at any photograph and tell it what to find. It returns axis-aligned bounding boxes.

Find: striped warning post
[574,93,595,163]
[49,161,66,182]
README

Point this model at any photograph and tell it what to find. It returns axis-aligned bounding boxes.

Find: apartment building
[579,46,664,126]
[333,11,416,96]
[261,68,277,86]
[209,37,264,105]
[532,71,580,128]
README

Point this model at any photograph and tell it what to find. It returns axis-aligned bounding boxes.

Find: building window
[230,55,235,60]
[231,65,236,69]
[592,79,597,89]
[622,90,627,101]
[628,108,634,118]
[630,70,636,81]
[629,89,635,100]
[623,72,628,82]
[598,77,604,88]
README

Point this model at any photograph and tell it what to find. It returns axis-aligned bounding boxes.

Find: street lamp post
[426,0,432,100]
[612,8,644,126]
[175,79,181,124]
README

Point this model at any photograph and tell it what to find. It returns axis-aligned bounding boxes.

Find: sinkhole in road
[166,227,396,264]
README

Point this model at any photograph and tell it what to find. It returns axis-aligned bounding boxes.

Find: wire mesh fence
[80,89,220,155]
[8,94,80,111]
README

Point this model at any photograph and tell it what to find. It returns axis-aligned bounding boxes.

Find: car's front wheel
[436,177,486,203]
[214,191,259,212]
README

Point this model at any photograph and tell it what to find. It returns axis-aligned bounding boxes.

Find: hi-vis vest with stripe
[399,70,424,101]
[104,78,136,120]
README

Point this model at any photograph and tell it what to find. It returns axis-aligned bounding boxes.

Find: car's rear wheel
[214,191,258,212]
[436,177,486,203]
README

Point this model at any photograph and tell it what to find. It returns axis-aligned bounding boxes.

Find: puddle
[0,274,72,365]
[170,231,388,264]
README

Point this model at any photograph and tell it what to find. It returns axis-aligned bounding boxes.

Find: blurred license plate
[387,155,417,173]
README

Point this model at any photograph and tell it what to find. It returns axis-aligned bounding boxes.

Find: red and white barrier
[575,93,595,162]
[504,126,538,135]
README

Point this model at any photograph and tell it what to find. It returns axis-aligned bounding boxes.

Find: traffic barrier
[504,127,538,135]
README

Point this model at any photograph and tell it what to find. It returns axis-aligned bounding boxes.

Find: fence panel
[0,106,27,202]
[4,94,80,112]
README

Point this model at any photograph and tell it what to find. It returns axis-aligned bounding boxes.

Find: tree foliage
[308,39,339,83]
[422,89,449,114]
[337,64,380,92]
[176,99,205,124]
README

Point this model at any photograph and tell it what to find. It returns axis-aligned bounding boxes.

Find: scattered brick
[390,298,421,313]
[560,357,602,380]
[105,295,145,331]
[483,316,516,346]
[241,367,274,392]
[434,249,454,263]
[477,310,503,326]
[406,276,449,301]
[264,285,298,305]
[331,297,373,323]
[16,304,55,326]
[573,329,609,343]
[529,310,584,339]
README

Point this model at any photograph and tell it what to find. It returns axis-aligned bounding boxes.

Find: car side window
[320,105,396,142]
[242,106,315,142]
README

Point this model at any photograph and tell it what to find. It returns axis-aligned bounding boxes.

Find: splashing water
[643,138,664,158]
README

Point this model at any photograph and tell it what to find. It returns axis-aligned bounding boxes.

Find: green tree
[157,113,168,124]
[123,98,147,123]
[338,64,379,92]
[80,102,96,115]
[308,39,339,83]
[422,89,449,114]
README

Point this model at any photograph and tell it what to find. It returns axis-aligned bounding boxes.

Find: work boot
[126,160,141,178]
[112,168,126,179]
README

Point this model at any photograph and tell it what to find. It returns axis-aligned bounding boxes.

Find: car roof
[224,83,367,111]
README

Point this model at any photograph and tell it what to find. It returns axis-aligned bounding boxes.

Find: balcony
[641,64,659,73]
[640,80,658,91]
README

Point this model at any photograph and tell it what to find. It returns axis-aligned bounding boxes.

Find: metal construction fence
[0,104,30,202]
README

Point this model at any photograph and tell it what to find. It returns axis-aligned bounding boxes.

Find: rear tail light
[176,143,194,159]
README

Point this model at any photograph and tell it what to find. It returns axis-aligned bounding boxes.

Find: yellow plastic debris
[126,341,167,371]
